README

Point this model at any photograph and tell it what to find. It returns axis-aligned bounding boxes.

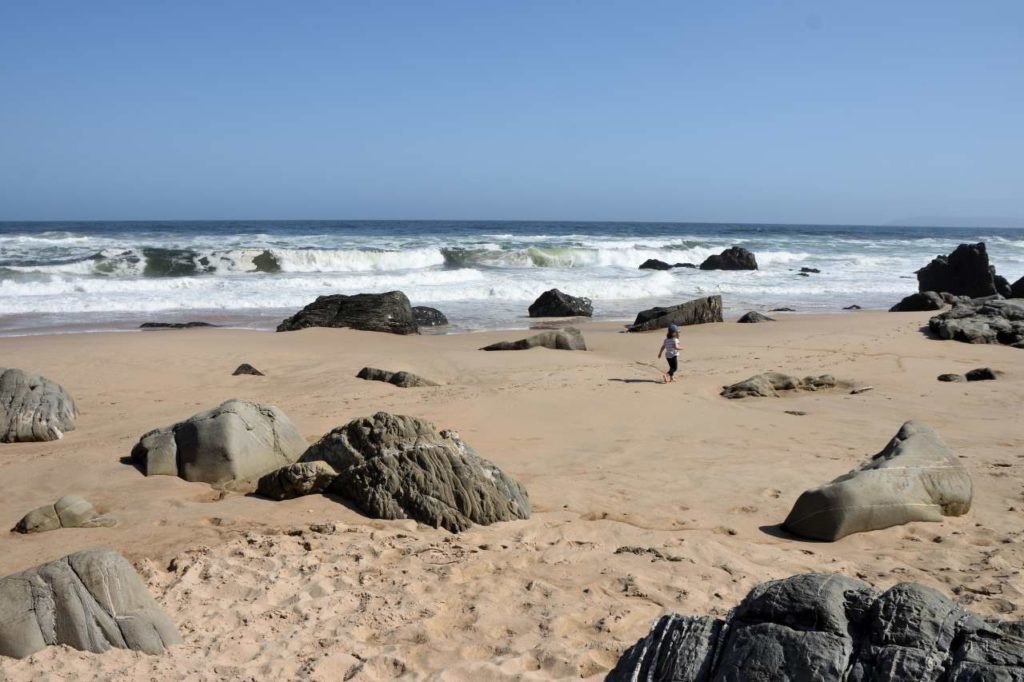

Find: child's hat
[668,323,679,332]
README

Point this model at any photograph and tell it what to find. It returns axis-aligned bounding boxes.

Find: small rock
[965,367,997,381]
[737,311,775,324]
[232,363,264,376]
[937,373,966,382]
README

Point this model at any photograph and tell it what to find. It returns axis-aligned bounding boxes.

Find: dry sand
[1,312,1022,680]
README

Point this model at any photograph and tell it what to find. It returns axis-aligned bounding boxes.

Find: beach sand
[0,312,1022,680]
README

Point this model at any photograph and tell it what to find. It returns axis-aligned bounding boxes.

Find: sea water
[1,220,1021,335]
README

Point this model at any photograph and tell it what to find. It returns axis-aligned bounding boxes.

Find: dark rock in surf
[800,267,821,274]
[639,258,673,271]
[140,321,219,329]
[356,367,439,387]
[674,262,697,268]
[277,291,418,334]
[771,307,796,312]
[232,363,264,376]
[0,368,78,442]
[737,311,775,323]
[528,289,593,317]
[699,246,757,271]
[251,250,281,273]
[916,242,1010,298]
[843,304,862,310]
[480,327,586,351]
[889,291,945,312]
[628,296,723,332]
[412,306,449,327]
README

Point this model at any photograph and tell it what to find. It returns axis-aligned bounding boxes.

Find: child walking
[657,323,682,384]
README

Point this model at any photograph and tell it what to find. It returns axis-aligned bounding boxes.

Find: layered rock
[721,372,836,399]
[277,291,418,334]
[699,246,757,271]
[889,291,945,312]
[0,549,182,659]
[737,311,775,323]
[130,399,308,487]
[528,289,593,317]
[608,572,1024,682]
[0,368,78,443]
[412,306,449,327]
[13,495,116,534]
[480,327,586,351]
[256,460,338,500]
[783,421,970,541]
[916,242,1011,298]
[628,296,723,332]
[928,299,1024,347]
[355,367,439,387]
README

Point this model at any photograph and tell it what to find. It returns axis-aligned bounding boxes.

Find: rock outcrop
[783,421,970,541]
[130,399,308,487]
[607,572,1024,682]
[628,296,723,332]
[355,367,439,387]
[1012,275,1024,299]
[256,461,338,500]
[639,259,673,270]
[412,306,449,327]
[13,495,116,534]
[277,291,418,334]
[0,549,182,659]
[699,246,757,271]
[889,291,945,312]
[232,363,264,376]
[721,372,836,399]
[916,242,1011,298]
[737,311,775,323]
[0,368,78,443]
[928,299,1024,347]
[480,327,586,351]
[528,289,593,317]
[139,321,218,329]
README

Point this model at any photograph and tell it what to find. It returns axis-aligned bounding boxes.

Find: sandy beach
[1,312,1022,680]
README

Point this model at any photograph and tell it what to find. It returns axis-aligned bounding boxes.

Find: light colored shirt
[663,337,681,358]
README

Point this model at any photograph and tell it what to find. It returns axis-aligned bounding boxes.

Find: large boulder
[0,549,182,659]
[628,296,723,332]
[916,242,1010,298]
[699,246,757,271]
[639,258,673,270]
[528,289,593,317]
[412,306,449,327]
[355,367,439,387]
[13,495,116,534]
[130,399,308,487]
[1012,275,1024,299]
[737,311,775,323]
[0,368,78,443]
[889,291,945,312]
[300,412,530,532]
[783,421,970,541]
[277,291,418,334]
[608,572,1024,682]
[721,372,836,399]
[480,327,586,351]
[928,299,1024,346]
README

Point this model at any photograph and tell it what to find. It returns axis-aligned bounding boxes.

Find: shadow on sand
[608,377,664,385]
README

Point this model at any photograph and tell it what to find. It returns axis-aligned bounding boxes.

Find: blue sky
[1,1,1021,223]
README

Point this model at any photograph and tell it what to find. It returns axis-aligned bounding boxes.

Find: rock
[783,421,971,541]
[639,258,673,270]
[0,368,78,443]
[737,311,775,323]
[1012,275,1024,299]
[412,306,449,327]
[849,386,874,394]
[800,267,821,274]
[965,367,997,381]
[797,272,810,277]
[13,495,116,534]
[480,327,586,351]
[889,291,945,312]
[0,548,182,658]
[608,572,1024,682]
[628,296,723,332]
[721,372,836,399]
[928,299,1024,346]
[675,262,697,268]
[232,363,264,376]
[771,307,797,312]
[844,304,862,310]
[355,367,439,387]
[937,373,965,382]
[139,321,218,329]
[699,246,757,271]
[527,289,593,317]
[916,242,1010,298]
[940,292,972,305]
[276,291,418,334]
[301,412,530,532]
[130,399,308,487]
[256,461,338,500]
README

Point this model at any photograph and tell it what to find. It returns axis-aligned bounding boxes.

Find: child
[656,324,682,383]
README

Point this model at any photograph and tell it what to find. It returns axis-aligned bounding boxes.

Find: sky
[0,1,1022,224]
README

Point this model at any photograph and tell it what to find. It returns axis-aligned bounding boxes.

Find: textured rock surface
[720,372,837,399]
[480,327,586,351]
[0,549,182,659]
[0,368,78,443]
[628,296,723,332]
[411,306,449,327]
[784,421,971,541]
[608,572,1024,682]
[355,367,439,387]
[737,311,775,323]
[232,363,264,376]
[928,299,1024,346]
[13,495,116,534]
[256,460,338,500]
[699,246,758,271]
[889,291,945,312]
[916,242,1011,298]
[277,291,418,334]
[965,367,998,381]
[528,289,594,317]
[639,258,674,270]
[130,399,308,487]
[301,412,530,532]
[937,373,965,382]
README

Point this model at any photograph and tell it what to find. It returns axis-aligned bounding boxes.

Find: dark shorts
[667,356,678,376]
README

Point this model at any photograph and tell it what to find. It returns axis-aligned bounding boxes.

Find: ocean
[1,220,1021,336]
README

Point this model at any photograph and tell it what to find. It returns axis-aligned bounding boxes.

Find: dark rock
[699,246,757,271]
[355,367,439,387]
[300,412,530,532]
[940,292,972,305]
[737,311,775,323]
[889,291,945,312]
[916,242,1008,298]
[797,272,810,277]
[937,373,965,382]
[277,291,418,334]
[965,367,997,381]
[771,307,797,312]
[256,461,338,500]
[608,572,1024,682]
[232,363,264,376]
[844,304,862,310]
[800,267,821,274]
[412,306,449,327]
[1012,275,1024,299]
[13,495,116,533]
[721,372,837,399]
[0,368,78,442]
[628,296,723,332]
[0,549,182,658]
[928,299,1024,346]
[783,421,970,541]
[674,262,697,268]
[139,321,218,329]
[251,250,281,273]
[639,259,673,270]
[528,289,593,318]
[480,327,586,351]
